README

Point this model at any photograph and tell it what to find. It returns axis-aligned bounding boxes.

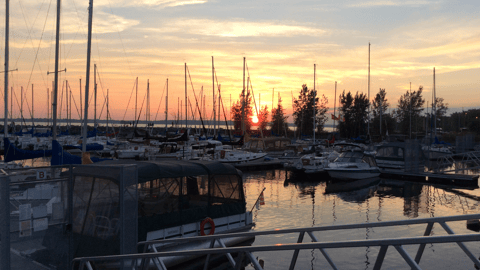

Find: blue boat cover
[3,138,52,162]
[51,140,109,165]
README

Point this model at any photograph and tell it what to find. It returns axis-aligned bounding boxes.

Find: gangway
[73,214,480,270]
[435,151,480,173]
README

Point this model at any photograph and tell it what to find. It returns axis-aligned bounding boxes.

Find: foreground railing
[73,214,480,270]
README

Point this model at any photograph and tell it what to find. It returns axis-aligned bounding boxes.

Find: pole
[21,86,23,129]
[185,63,187,129]
[212,57,216,136]
[135,76,138,124]
[334,81,337,132]
[94,64,97,129]
[313,64,316,143]
[409,82,412,139]
[367,42,370,137]
[165,78,168,133]
[434,67,436,139]
[79,78,82,121]
[241,57,246,135]
[82,0,93,153]
[52,0,61,140]
[4,0,9,138]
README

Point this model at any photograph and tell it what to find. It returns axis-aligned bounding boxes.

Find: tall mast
[21,86,23,129]
[165,78,168,133]
[4,0,9,138]
[79,78,82,121]
[31,84,34,129]
[434,67,436,139]
[212,56,216,136]
[367,42,370,137]
[82,0,93,152]
[334,81,337,132]
[94,64,97,129]
[106,88,109,133]
[185,63,187,129]
[52,0,62,140]
[313,64,316,143]
[135,77,138,124]
[147,79,150,123]
[241,57,245,135]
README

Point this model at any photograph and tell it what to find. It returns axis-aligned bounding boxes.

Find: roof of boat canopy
[71,160,241,184]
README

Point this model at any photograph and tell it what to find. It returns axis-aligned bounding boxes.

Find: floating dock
[380,170,479,188]
[234,160,285,171]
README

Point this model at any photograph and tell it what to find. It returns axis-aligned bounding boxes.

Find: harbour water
[243,169,480,269]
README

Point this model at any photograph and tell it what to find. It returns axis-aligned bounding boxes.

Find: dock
[234,160,285,171]
[380,170,479,188]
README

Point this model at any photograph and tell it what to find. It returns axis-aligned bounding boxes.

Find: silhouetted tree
[395,86,425,136]
[230,90,253,133]
[293,84,329,137]
[271,98,288,136]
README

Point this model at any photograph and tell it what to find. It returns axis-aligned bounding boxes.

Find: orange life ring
[200,217,215,236]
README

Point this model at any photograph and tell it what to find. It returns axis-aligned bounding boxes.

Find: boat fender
[200,217,215,236]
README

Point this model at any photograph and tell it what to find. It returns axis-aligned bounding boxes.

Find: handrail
[136,213,480,248]
[73,214,480,270]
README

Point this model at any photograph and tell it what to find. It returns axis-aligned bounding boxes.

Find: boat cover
[82,159,240,184]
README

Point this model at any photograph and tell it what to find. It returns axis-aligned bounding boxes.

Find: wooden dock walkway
[380,170,479,188]
[234,160,285,171]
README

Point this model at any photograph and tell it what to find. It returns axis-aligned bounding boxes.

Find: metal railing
[73,214,480,270]
[435,151,480,173]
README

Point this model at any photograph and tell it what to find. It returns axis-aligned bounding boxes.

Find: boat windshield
[334,151,364,163]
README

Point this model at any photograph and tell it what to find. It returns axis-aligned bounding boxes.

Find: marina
[2,0,480,269]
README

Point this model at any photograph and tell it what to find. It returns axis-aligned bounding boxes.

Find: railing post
[414,222,434,264]
[288,231,305,270]
[394,245,421,270]
[308,231,338,270]
[439,221,480,268]
[203,239,216,270]
[0,175,10,270]
[373,245,388,270]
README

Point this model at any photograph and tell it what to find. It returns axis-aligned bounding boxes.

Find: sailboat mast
[4,0,8,138]
[434,67,436,138]
[165,78,168,133]
[334,81,337,132]
[241,57,245,135]
[212,56,216,137]
[313,64,316,143]
[82,0,93,152]
[367,42,370,137]
[94,64,97,129]
[79,78,82,121]
[31,84,34,129]
[185,63,187,129]
[52,0,61,140]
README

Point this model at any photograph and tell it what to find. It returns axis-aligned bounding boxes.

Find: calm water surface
[243,169,480,270]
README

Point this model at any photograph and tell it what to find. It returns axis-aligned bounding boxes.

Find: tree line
[230,83,460,140]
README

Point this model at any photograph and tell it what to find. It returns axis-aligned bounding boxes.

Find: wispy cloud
[148,19,326,37]
[347,0,438,8]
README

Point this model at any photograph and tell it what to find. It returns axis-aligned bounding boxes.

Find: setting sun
[252,115,259,124]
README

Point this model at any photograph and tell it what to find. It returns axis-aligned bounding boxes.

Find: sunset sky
[2,0,480,125]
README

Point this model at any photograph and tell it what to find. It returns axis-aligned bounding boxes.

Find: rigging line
[106,0,134,78]
[186,65,208,135]
[12,89,29,128]
[65,0,88,59]
[16,0,51,89]
[134,92,147,128]
[98,97,107,120]
[15,0,47,66]
[214,69,232,140]
[245,62,261,126]
[153,80,167,122]
[68,87,82,119]
[122,79,137,121]
[23,0,53,91]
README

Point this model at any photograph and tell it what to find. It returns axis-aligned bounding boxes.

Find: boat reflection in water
[243,169,480,270]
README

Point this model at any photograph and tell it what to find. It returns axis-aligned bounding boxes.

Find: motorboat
[32,159,253,269]
[375,141,426,172]
[325,150,380,180]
